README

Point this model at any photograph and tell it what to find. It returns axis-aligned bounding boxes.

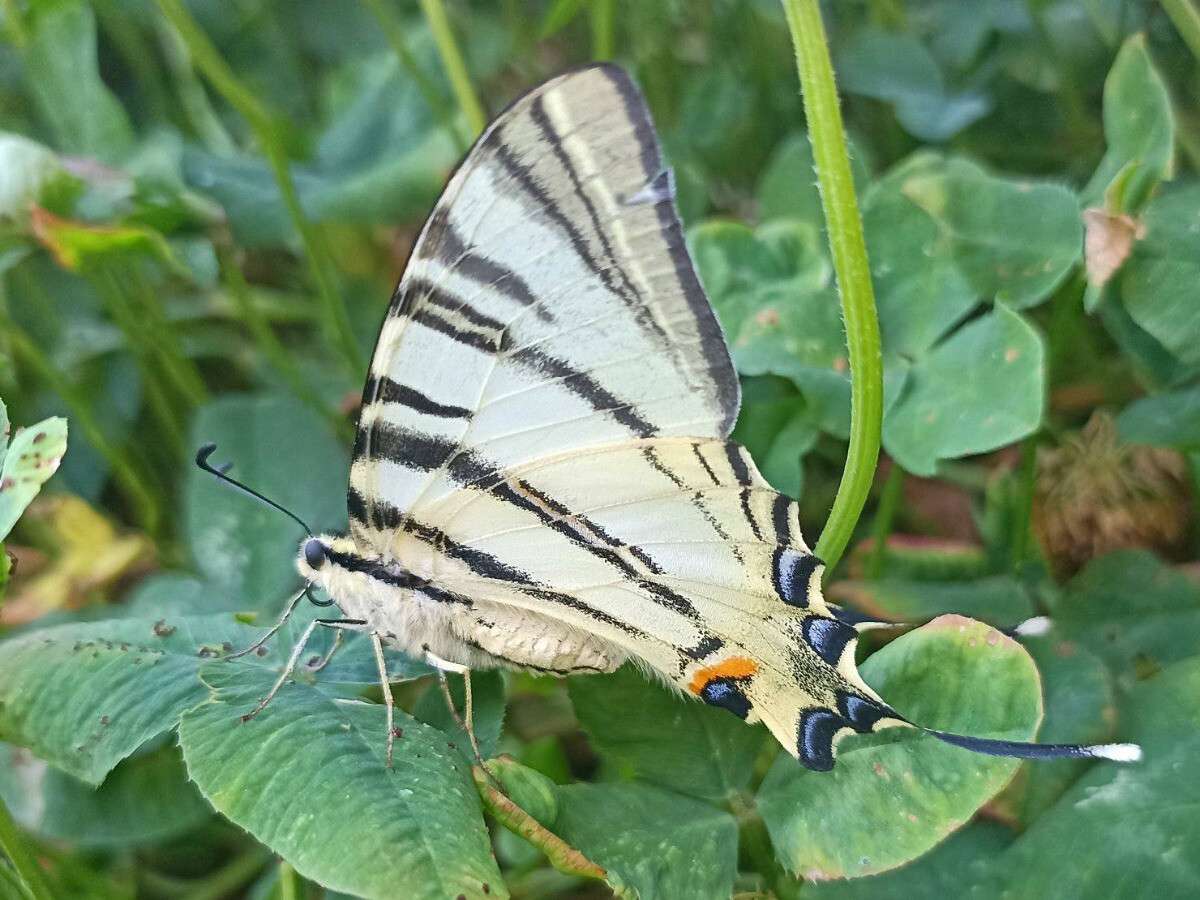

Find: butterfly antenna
[195,443,314,536]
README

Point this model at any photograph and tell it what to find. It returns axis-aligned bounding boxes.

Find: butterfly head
[295,534,354,585]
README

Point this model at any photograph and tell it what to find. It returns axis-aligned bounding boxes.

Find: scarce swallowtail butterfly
[206,64,1140,772]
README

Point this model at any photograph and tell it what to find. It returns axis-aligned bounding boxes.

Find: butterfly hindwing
[394,436,902,766]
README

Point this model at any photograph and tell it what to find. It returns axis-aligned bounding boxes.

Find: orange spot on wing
[688,657,758,694]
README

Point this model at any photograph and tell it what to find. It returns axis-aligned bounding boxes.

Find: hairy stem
[781,0,883,575]
[472,766,606,882]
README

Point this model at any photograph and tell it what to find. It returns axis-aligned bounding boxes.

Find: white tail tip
[1088,742,1143,762]
[1013,615,1052,637]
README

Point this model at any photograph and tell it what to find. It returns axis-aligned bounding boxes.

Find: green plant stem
[419,0,487,138]
[3,316,163,537]
[216,243,340,430]
[866,463,905,580]
[154,12,236,154]
[151,0,364,375]
[591,0,615,59]
[781,0,883,575]
[0,798,53,900]
[1162,0,1200,63]
[361,0,467,152]
[277,861,298,900]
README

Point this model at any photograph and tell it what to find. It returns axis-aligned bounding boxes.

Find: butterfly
[203,64,1139,772]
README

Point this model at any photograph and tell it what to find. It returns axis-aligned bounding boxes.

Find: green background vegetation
[1,1,1199,897]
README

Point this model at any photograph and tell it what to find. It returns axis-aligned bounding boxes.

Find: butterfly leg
[241,618,367,722]
[223,585,307,661]
[306,627,345,673]
[370,632,399,769]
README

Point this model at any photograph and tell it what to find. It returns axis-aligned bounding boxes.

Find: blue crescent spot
[838,692,893,733]
[797,708,843,771]
[699,678,752,719]
[774,549,821,608]
[802,616,857,666]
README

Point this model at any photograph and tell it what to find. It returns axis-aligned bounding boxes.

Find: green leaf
[689,220,849,424]
[0,413,67,542]
[25,1,134,162]
[862,160,976,358]
[827,575,1036,629]
[1052,550,1200,681]
[993,636,1117,826]
[184,393,348,611]
[1117,382,1200,450]
[1083,34,1174,210]
[179,665,505,900]
[553,783,738,900]
[803,821,1010,899]
[0,743,211,848]
[835,29,990,141]
[884,306,1044,476]
[898,157,1082,308]
[0,611,416,784]
[998,656,1200,896]
[569,665,766,803]
[412,670,506,762]
[758,615,1041,879]
[182,51,459,246]
[1119,184,1200,367]
[757,132,870,226]
[0,615,225,784]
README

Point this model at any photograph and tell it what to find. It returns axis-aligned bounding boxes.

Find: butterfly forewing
[350,64,738,552]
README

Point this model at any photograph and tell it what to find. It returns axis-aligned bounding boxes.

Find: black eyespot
[303,538,326,570]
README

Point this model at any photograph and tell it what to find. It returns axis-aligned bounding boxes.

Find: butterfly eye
[303,538,326,570]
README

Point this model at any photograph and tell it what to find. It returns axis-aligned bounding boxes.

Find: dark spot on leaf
[222,642,233,652]
[152,620,176,638]
[483,884,491,894]
[32,432,45,443]
[0,478,12,491]
[448,742,457,750]
[99,715,110,725]
[256,646,268,656]
[391,727,403,739]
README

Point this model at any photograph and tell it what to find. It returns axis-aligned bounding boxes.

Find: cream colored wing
[393,436,903,771]
[349,64,737,551]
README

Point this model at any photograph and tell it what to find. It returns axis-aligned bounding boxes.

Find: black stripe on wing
[363,375,472,419]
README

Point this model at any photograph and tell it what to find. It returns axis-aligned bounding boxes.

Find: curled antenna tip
[1089,742,1142,763]
[1013,615,1052,637]
[196,442,218,466]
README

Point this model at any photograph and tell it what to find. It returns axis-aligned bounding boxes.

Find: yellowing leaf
[29,204,176,272]
[2,494,154,626]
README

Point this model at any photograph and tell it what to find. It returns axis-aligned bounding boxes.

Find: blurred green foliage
[1,1,1199,898]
